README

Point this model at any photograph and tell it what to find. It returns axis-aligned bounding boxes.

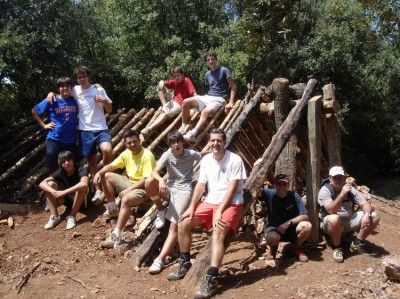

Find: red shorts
[193,201,243,233]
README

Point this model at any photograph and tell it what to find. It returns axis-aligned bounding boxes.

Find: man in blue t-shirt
[179,50,237,142]
[258,174,312,263]
[32,77,79,173]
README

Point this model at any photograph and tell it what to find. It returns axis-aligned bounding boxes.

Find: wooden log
[183,79,318,292]
[107,108,127,128]
[135,204,158,237]
[322,83,340,117]
[109,109,136,136]
[322,114,342,168]
[0,143,45,182]
[289,83,306,99]
[306,96,323,243]
[18,166,48,196]
[273,78,297,191]
[259,102,274,115]
[225,99,246,130]
[147,111,182,151]
[225,87,267,145]
[129,223,169,267]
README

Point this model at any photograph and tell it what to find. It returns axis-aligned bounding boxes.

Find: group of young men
[33,50,380,298]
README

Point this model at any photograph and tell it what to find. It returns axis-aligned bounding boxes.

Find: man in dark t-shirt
[39,151,89,230]
[258,174,312,262]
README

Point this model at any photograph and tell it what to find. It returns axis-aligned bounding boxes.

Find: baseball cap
[275,174,289,183]
[329,166,345,177]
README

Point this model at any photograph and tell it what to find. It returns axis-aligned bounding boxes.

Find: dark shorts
[265,224,298,243]
[46,139,78,169]
[78,130,111,157]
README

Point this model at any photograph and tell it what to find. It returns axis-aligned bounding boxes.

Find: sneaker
[101,208,119,220]
[154,209,166,229]
[332,247,344,263]
[166,258,192,281]
[149,257,164,274]
[44,215,62,230]
[92,190,103,206]
[294,246,309,263]
[178,124,186,134]
[193,274,219,299]
[266,246,278,260]
[141,127,151,137]
[100,232,120,248]
[66,216,76,230]
[183,130,196,142]
[350,241,368,255]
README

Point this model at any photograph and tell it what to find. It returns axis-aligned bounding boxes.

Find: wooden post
[323,115,342,168]
[306,96,322,243]
[273,78,297,191]
[183,79,318,293]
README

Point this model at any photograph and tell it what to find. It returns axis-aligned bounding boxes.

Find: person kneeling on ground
[145,131,203,274]
[39,151,89,230]
[318,166,380,263]
[168,128,247,299]
[258,174,312,262]
[93,130,156,248]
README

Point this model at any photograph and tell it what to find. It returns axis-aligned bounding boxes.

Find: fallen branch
[14,262,41,294]
[65,275,91,290]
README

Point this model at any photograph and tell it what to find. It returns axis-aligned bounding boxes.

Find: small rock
[149,287,160,292]
[90,289,100,294]
[134,266,140,272]
[366,267,374,273]
[92,218,107,228]
[382,256,400,281]
[124,250,133,259]
[42,257,53,264]
[72,232,82,238]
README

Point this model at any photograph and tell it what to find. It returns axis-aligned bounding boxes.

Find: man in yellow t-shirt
[93,130,155,248]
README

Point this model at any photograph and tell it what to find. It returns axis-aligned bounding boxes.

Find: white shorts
[162,100,181,118]
[165,187,192,224]
[320,211,366,233]
[194,95,225,113]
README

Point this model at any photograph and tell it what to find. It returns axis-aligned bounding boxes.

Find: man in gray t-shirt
[145,131,202,274]
[318,166,380,263]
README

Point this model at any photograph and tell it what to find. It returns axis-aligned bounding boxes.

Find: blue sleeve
[294,192,308,215]
[221,67,232,79]
[260,188,274,205]
[34,98,51,116]
[78,167,89,178]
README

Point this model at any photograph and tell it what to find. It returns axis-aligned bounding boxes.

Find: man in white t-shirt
[167,128,247,299]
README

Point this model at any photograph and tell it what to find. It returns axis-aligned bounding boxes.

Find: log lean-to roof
[0,83,332,205]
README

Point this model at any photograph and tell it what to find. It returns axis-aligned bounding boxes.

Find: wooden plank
[306,95,322,243]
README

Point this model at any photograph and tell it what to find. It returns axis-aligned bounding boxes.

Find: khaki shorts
[165,187,192,224]
[162,100,181,118]
[194,95,225,113]
[112,174,148,206]
[320,211,365,233]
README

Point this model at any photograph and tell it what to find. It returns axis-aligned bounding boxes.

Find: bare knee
[266,231,280,246]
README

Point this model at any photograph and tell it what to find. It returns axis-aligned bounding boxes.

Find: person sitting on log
[145,131,203,274]
[258,174,312,263]
[32,77,79,174]
[179,50,237,142]
[141,66,196,137]
[318,166,380,263]
[93,130,155,248]
[167,128,247,299]
[39,151,89,230]
[48,65,113,207]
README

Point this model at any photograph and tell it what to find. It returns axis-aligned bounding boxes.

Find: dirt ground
[1,196,399,299]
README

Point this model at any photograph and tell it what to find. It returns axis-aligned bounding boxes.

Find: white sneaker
[178,124,186,134]
[66,216,76,230]
[101,208,119,220]
[183,130,196,142]
[44,215,62,230]
[155,209,166,229]
[149,257,164,274]
[100,232,120,248]
[92,190,103,206]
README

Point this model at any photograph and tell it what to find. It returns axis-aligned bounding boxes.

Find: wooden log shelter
[1,77,354,291]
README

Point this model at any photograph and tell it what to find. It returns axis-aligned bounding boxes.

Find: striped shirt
[157,148,201,190]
